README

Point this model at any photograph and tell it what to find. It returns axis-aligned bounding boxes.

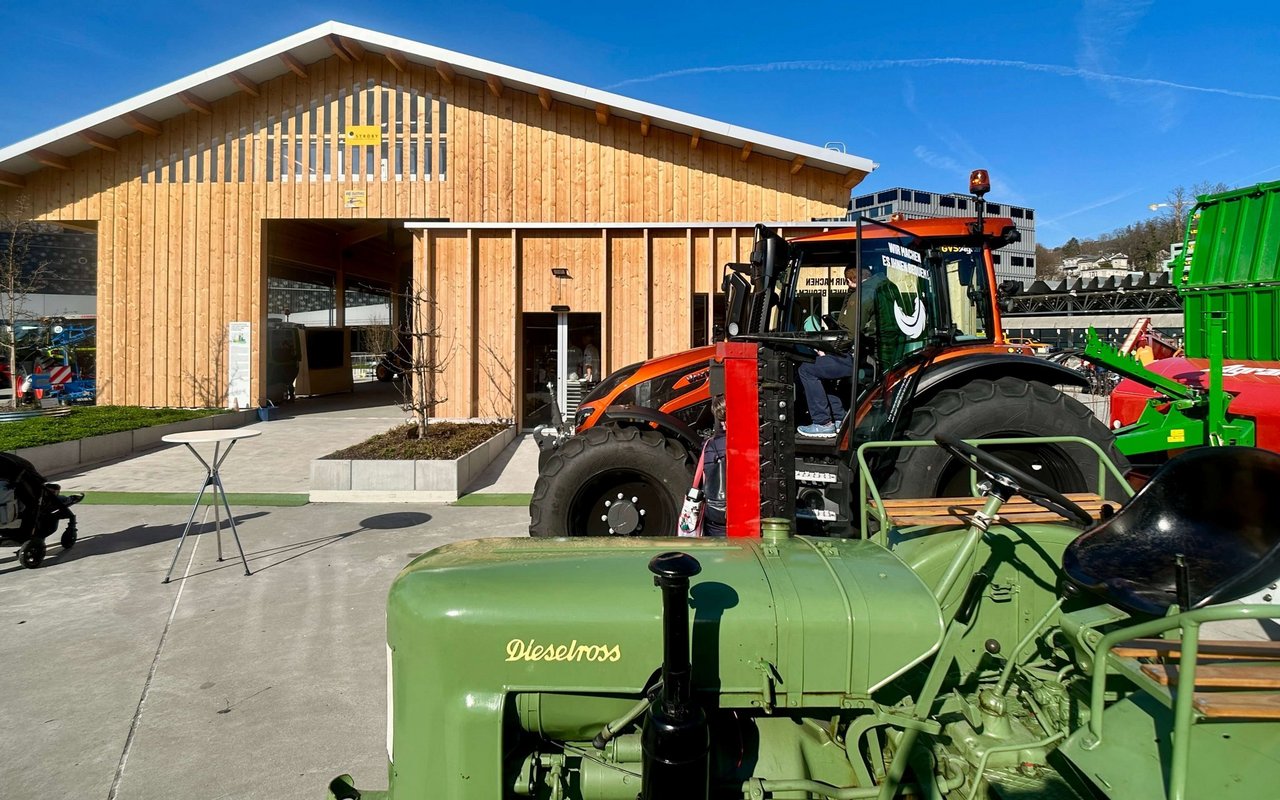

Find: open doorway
[521,311,601,429]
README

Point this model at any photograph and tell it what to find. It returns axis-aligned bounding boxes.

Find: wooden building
[0,21,875,425]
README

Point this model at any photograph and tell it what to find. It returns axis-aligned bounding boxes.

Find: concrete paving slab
[0,501,528,800]
[56,382,409,495]
[466,433,541,495]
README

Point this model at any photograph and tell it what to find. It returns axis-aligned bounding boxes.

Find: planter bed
[310,423,515,503]
[11,408,256,475]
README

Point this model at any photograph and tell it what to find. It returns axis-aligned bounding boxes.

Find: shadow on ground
[0,512,273,575]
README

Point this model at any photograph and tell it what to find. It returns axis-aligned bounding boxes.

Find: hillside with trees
[1035,181,1229,278]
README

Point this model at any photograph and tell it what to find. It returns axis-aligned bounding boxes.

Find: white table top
[162,429,263,445]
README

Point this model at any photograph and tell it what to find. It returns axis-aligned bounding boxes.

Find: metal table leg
[162,440,252,583]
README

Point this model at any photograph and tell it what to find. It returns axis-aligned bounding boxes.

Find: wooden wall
[0,50,853,407]
[422,224,827,421]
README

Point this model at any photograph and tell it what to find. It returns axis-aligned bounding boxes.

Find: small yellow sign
[345,125,382,146]
[343,190,366,209]
[1168,429,1186,443]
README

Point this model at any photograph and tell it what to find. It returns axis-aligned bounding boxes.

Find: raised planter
[309,425,515,503]
[14,410,257,475]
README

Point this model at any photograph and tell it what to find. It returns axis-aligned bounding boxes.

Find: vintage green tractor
[328,430,1280,799]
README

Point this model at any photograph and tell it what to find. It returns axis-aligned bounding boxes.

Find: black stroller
[0,451,82,569]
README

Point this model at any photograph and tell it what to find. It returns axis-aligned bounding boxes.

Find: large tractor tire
[882,377,1129,501]
[529,425,693,537]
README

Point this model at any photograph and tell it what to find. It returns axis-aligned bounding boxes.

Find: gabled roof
[0,21,876,183]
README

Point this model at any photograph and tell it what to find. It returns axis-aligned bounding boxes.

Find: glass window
[957,198,968,210]
[1011,207,1025,218]
[939,196,956,208]
[1027,257,1035,268]
[987,203,1003,215]
[855,195,874,209]
[992,254,1002,264]
[1025,209,1034,220]
[876,190,898,203]
[914,191,932,204]
[1011,256,1025,266]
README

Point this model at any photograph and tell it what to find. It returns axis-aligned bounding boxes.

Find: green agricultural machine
[1093,179,1280,458]
[328,341,1280,799]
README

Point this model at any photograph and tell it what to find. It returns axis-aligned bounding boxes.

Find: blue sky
[2,1,1277,246]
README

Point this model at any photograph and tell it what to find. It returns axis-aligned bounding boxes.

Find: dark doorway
[521,311,601,429]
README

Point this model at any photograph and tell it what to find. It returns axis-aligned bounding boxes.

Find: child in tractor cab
[796,264,884,437]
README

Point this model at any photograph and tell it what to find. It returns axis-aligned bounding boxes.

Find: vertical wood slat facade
[0,46,854,410]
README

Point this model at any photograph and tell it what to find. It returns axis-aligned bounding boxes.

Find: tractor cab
[726,216,1019,446]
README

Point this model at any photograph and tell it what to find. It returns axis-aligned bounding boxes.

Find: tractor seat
[1063,447,1280,617]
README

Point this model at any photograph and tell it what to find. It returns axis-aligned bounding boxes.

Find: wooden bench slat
[891,511,1081,526]
[1193,692,1280,719]
[1114,639,1280,661]
[1142,662,1280,688]
[877,492,1105,510]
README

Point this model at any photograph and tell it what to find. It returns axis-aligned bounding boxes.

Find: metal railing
[854,435,1133,541]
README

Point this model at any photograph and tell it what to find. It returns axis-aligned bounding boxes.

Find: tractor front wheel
[529,426,693,537]
[882,377,1129,501]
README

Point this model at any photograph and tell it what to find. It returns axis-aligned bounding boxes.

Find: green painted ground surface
[80,491,309,507]
[453,493,532,507]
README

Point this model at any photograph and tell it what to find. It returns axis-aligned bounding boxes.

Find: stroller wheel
[18,538,45,569]
[60,523,77,551]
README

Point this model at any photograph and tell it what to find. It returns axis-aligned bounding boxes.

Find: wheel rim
[936,438,1087,498]
[569,470,677,536]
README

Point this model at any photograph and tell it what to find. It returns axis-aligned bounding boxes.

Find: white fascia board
[0,21,342,169]
[1,20,876,179]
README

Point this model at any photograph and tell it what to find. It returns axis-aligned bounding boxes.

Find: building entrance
[521,312,601,429]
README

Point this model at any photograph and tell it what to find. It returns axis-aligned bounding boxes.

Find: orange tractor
[531,172,1127,537]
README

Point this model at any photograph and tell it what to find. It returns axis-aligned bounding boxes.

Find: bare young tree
[476,338,515,424]
[0,196,52,409]
[400,286,452,438]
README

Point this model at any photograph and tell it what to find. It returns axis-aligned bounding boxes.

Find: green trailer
[1094,180,1280,457]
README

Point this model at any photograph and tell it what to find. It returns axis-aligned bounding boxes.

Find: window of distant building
[987,203,1003,214]
[957,198,968,210]
[876,190,899,203]
[993,254,1002,264]
[1011,256,1025,266]
[1025,209,1034,220]
[914,191,932,204]
[855,195,874,209]
[1011,207,1025,218]
[939,196,956,208]
[1027,257,1035,269]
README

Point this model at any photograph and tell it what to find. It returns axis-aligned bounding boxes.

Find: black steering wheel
[934,434,1094,526]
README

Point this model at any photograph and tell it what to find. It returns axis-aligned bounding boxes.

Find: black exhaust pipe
[641,551,709,800]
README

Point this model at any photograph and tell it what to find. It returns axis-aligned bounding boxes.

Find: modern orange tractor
[530,171,1127,537]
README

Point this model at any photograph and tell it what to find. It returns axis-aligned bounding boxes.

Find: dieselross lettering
[505,638,622,663]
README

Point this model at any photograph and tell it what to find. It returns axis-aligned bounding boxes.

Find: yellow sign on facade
[345,125,382,146]
[343,190,367,209]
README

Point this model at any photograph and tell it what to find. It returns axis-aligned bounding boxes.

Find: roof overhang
[0,21,876,183]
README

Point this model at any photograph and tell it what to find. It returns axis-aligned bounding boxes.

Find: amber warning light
[969,169,991,197]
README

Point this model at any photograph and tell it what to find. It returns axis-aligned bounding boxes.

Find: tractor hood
[383,535,942,794]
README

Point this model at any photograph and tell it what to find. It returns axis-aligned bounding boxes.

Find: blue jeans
[798,353,854,425]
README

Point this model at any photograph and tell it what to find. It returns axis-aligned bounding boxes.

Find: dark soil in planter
[324,422,508,461]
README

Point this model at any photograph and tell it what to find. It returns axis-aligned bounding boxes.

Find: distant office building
[842,188,1037,284]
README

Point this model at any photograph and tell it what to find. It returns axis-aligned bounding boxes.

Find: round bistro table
[159,429,262,583]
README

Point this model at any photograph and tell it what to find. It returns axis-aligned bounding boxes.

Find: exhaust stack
[641,551,709,800]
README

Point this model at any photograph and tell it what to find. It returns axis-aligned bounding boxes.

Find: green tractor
[329,342,1280,800]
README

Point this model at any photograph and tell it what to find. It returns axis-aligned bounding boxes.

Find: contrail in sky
[607,58,1280,103]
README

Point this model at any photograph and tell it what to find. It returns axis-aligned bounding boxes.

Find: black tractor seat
[1063,447,1280,617]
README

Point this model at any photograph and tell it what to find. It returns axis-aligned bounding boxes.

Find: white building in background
[842,187,1037,284]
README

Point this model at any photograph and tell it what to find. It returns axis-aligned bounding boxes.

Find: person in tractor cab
[796,264,884,437]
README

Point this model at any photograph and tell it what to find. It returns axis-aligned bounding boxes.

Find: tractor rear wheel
[882,377,1129,501]
[529,426,692,537]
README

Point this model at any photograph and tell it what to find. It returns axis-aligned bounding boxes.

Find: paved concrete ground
[53,381,545,498]
[1,501,527,800]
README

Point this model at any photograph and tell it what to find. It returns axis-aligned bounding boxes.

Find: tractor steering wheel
[933,434,1095,526]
